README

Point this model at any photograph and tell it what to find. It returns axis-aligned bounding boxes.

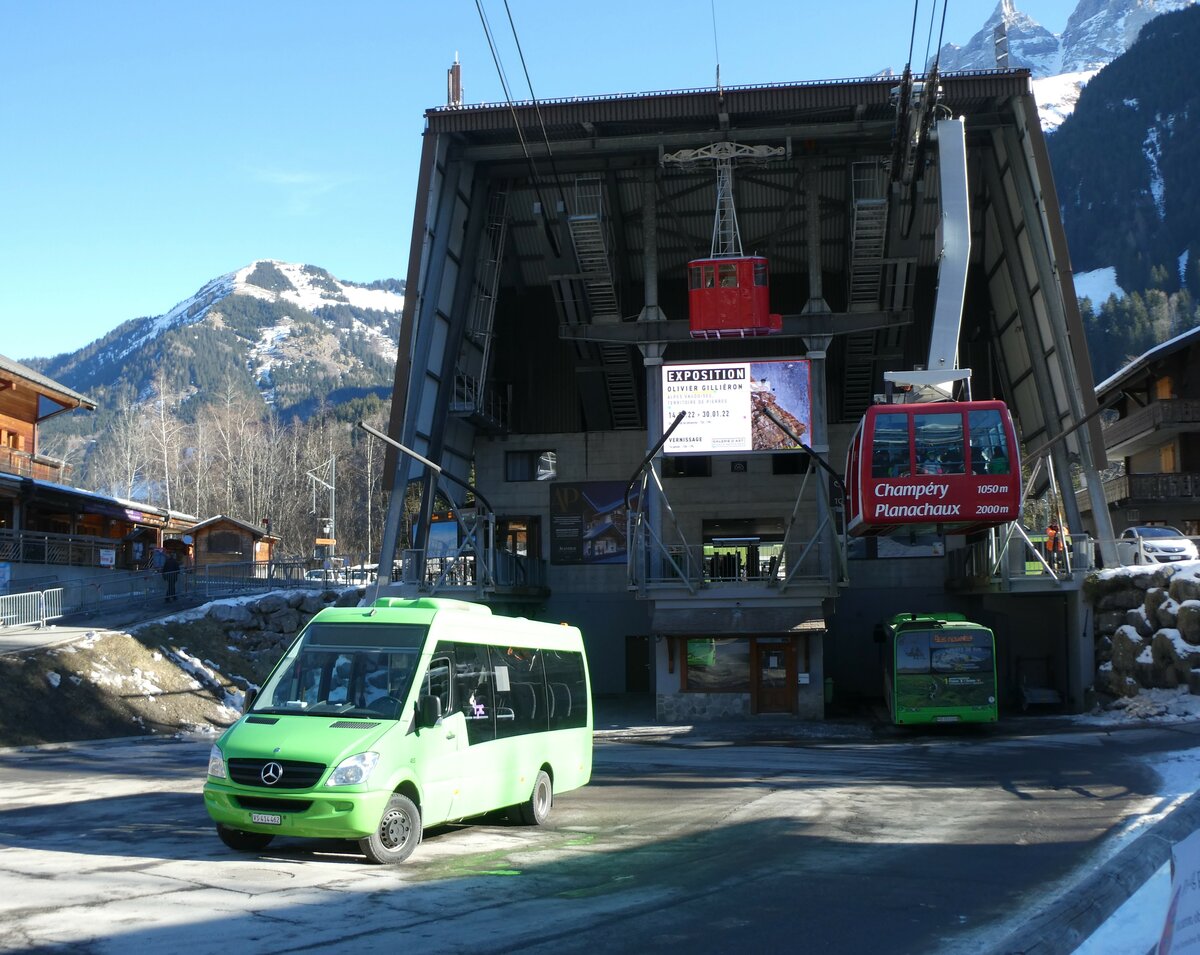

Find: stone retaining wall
[658,691,751,722]
[203,587,364,655]
[1086,565,1200,697]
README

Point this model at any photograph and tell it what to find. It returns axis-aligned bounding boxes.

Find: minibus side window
[454,643,495,744]
[543,651,588,730]
[490,645,546,738]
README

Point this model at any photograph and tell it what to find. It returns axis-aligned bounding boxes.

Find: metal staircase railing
[841,332,878,421]
[452,190,508,426]
[566,177,640,429]
[848,161,888,312]
[567,178,620,319]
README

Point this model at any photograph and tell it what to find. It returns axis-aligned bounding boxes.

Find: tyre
[511,770,553,826]
[359,794,421,864]
[216,824,274,852]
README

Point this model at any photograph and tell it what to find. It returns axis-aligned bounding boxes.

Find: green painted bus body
[203,598,592,855]
[882,612,999,725]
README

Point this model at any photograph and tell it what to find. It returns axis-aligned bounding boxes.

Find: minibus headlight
[327,751,380,787]
[207,744,227,779]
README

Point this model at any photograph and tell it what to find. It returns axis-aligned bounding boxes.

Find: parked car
[304,569,347,584]
[1119,526,1199,564]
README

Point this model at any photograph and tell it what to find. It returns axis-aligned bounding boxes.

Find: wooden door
[754,641,795,714]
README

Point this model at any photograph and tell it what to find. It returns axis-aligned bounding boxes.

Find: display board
[662,359,812,455]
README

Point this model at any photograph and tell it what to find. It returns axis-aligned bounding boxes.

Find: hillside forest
[43,374,415,566]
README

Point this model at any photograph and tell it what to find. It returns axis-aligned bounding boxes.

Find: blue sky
[0,1,1077,362]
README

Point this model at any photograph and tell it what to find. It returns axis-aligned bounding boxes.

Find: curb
[991,789,1200,954]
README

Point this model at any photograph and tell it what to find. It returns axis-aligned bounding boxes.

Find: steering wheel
[373,696,403,719]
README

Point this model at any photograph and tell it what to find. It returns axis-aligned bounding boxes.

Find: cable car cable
[473,0,562,257]
[500,0,571,221]
[710,0,722,94]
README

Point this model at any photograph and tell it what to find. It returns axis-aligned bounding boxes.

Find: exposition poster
[661,359,812,455]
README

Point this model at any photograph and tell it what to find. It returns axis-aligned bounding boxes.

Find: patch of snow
[46,672,60,688]
[232,261,403,315]
[1073,267,1124,304]
[1144,124,1166,218]
[1034,69,1098,132]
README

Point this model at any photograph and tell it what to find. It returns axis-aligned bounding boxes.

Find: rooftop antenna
[447,52,463,108]
[710,0,725,118]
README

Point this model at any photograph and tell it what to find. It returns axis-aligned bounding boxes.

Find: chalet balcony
[1078,472,1200,510]
[0,447,70,482]
[1102,399,1200,457]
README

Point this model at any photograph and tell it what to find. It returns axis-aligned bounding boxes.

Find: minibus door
[411,654,466,824]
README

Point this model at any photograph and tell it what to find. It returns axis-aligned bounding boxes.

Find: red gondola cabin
[845,400,1021,537]
[687,256,782,339]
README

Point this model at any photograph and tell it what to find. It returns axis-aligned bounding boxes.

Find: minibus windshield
[252,623,428,719]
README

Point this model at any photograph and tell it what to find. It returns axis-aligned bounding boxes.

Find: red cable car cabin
[845,400,1021,537]
[687,256,782,339]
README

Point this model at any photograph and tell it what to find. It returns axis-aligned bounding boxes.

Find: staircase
[848,201,887,310]
[451,190,508,430]
[841,332,878,422]
[567,179,620,320]
[565,177,641,429]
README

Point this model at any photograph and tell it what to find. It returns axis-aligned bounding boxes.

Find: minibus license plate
[934,716,960,723]
[251,813,282,826]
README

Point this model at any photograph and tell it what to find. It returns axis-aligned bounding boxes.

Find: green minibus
[880,612,998,725]
[204,597,593,863]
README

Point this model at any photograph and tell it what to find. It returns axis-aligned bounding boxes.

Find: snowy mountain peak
[937,0,1198,76]
[936,2,1061,75]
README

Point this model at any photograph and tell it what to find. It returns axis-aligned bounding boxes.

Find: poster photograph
[662,359,812,455]
[549,481,637,565]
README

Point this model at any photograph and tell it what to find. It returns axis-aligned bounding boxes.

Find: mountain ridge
[29,260,404,426]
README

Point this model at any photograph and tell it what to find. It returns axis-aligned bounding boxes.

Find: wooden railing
[1103,398,1200,450]
[0,529,120,568]
[0,446,70,481]
[1083,472,1200,507]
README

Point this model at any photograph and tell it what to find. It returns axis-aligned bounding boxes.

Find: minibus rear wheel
[216,824,274,852]
[511,770,553,826]
[360,793,421,864]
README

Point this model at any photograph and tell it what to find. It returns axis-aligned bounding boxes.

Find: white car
[305,569,347,583]
[1120,526,1199,564]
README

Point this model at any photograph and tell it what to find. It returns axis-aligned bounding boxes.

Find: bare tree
[87,403,149,500]
[142,370,186,511]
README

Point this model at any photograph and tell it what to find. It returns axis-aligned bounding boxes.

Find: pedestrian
[1046,523,1064,570]
[162,551,181,603]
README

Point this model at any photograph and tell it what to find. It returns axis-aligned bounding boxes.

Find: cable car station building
[379,69,1113,720]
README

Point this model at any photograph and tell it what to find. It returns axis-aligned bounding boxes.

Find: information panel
[662,359,812,455]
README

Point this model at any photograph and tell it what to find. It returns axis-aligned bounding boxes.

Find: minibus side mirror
[417,695,442,728]
[243,687,258,713]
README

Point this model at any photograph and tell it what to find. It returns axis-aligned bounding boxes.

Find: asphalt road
[1,723,1196,954]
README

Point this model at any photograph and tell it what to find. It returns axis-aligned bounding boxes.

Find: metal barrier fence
[0,560,347,629]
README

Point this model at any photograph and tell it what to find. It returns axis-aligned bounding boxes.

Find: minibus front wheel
[360,793,421,864]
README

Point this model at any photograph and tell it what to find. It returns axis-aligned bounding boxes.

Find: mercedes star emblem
[260,761,284,786]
